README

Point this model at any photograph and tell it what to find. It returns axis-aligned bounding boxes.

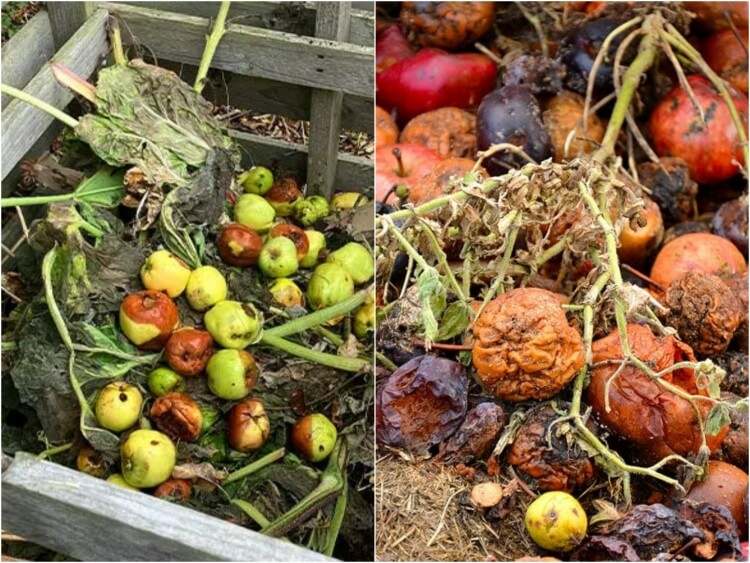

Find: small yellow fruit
[299,230,327,268]
[525,491,587,552]
[140,250,191,297]
[121,429,176,488]
[95,382,143,432]
[185,266,227,311]
[268,278,304,308]
[106,473,139,491]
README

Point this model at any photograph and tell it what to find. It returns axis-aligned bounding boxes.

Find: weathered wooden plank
[105,2,373,98]
[0,11,55,107]
[0,9,109,183]
[1,453,329,562]
[46,2,93,48]
[118,1,374,46]
[230,130,373,192]
[306,3,350,197]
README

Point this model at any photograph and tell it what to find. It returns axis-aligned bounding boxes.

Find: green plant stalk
[261,333,370,372]
[37,442,73,460]
[224,447,285,484]
[194,1,231,94]
[1,84,79,128]
[262,439,346,537]
[1,185,124,208]
[376,352,398,372]
[109,17,127,66]
[321,470,347,556]
[231,499,271,528]
[264,290,368,338]
[417,218,466,301]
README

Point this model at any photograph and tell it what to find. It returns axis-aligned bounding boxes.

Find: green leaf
[436,301,471,341]
[416,267,446,343]
[73,167,125,207]
[705,403,731,436]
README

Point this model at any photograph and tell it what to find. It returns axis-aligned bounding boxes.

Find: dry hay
[376,456,540,561]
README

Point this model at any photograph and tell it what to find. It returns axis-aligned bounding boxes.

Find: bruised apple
[687,460,748,533]
[408,157,482,204]
[227,398,270,452]
[217,223,263,267]
[121,429,176,488]
[204,301,262,349]
[119,290,180,350]
[266,177,302,217]
[290,413,338,462]
[375,143,442,203]
[164,328,214,376]
[206,349,259,401]
[299,230,327,268]
[269,223,310,259]
[400,107,477,159]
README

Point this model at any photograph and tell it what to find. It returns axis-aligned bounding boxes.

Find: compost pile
[374,2,748,561]
[1,34,374,561]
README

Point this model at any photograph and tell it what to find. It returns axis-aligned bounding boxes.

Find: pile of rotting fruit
[375,2,748,561]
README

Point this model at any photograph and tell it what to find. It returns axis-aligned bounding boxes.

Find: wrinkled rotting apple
[259,236,299,278]
[204,300,262,349]
[234,193,276,232]
[307,263,355,311]
[327,242,373,284]
[147,367,186,397]
[227,398,270,453]
[154,478,192,501]
[291,413,338,462]
[299,230,327,268]
[121,429,176,488]
[150,392,203,442]
[119,290,180,350]
[140,250,191,298]
[269,223,310,259]
[95,381,143,432]
[206,349,259,400]
[239,165,274,195]
[266,177,302,217]
[268,278,305,309]
[76,445,107,477]
[217,223,263,267]
[164,327,214,377]
[185,266,228,312]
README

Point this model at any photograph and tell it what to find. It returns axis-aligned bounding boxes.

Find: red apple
[376,24,415,74]
[375,143,442,203]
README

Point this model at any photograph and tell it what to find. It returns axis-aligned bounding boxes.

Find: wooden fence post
[306,2,351,197]
[47,2,93,49]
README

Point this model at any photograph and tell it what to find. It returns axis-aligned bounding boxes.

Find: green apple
[106,473,139,491]
[290,413,338,462]
[185,266,227,311]
[326,242,373,284]
[307,263,354,310]
[258,237,299,278]
[147,367,185,397]
[121,429,176,488]
[206,349,259,400]
[299,230,327,268]
[204,300,262,349]
[95,382,143,432]
[234,194,276,232]
[293,195,330,226]
[239,166,274,195]
[140,250,191,298]
[353,300,375,339]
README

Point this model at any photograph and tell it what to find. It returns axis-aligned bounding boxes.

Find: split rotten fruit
[307,263,355,311]
[269,223,310,259]
[259,236,299,278]
[217,223,263,267]
[147,367,186,397]
[525,491,587,552]
[234,193,276,232]
[120,429,176,489]
[687,460,749,533]
[204,300,262,349]
[472,288,584,401]
[239,165,273,195]
[154,478,192,502]
[326,242,373,284]
[150,392,203,442]
[119,290,180,350]
[140,250,191,298]
[185,266,227,312]
[76,445,106,477]
[399,2,495,49]
[95,381,143,432]
[266,177,302,217]
[164,328,214,376]
[206,349,258,400]
[649,75,748,184]
[290,413,338,462]
[299,230,327,268]
[378,355,468,454]
[588,324,728,462]
[268,278,304,309]
[227,398,270,453]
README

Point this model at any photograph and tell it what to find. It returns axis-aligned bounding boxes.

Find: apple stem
[392,147,406,177]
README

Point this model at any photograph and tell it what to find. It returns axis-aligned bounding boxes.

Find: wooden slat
[46,2,93,49]
[0,11,55,107]
[105,2,373,98]
[0,9,109,183]
[306,2,350,197]
[230,130,372,192]
[119,1,374,46]
[2,453,329,562]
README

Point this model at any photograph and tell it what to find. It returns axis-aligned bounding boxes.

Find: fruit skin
[206,349,259,400]
[307,263,355,310]
[204,300,262,349]
[542,91,605,162]
[377,48,497,123]
[95,382,143,432]
[400,107,477,159]
[120,429,176,488]
[353,300,375,339]
[164,328,214,376]
[140,250,191,298]
[294,195,330,227]
[239,166,274,195]
[154,478,192,501]
[408,157,480,204]
[525,491,587,552]
[702,29,748,94]
[185,266,228,312]
[266,178,302,217]
[376,24,414,74]
[375,143,442,203]
[400,2,495,50]
[290,413,338,462]
[376,106,399,148]
[331,192,368,210]
[234,193,276,232]
[217,223,263,267]
[227,398,271,453]
[76,445,106,477]
[147,367,186,397]
[649,74,748,184]
[119,290,180,350]
[687,460,748,534]
[618,198,664,267]
[269,278,305,308]
[300,230,327,268]
[107,473,138,491]
[268,223,310,259]
[149,392,203,442]
[258,237,299,278]
[327,242,373,284]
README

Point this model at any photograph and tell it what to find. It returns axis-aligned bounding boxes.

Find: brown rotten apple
[399,107,477,159]
[164,327,214,376]
[217,223,263,267]
[119,290,180,350]
[227,398,270,453]
[149,392,203,442]
[268,223,310,259]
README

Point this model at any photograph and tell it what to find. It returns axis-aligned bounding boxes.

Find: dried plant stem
[109,17,127,66]
[475,211,521,319]
[194,1,231,94]
[417,218,466,301]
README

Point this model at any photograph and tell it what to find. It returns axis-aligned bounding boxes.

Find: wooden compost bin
[1,2,373,560]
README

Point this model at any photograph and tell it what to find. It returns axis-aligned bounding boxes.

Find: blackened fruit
[437,402,505,465]
[712,198,748,255]
[637,158,698,225]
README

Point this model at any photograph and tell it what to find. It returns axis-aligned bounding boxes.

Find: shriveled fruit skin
[399,107,476,159]
[588,324,728,462]
[154,478,192,501]
[437,402,504,465]
[378,355,467,454]
[687,460,749,534]
[637,157,698,225]
[508,403,596,492]
[400,2,495,50]
[149,392,203,442]
[649,75,748,184]
[472,288,584,401]
[542,91,605,162]
[376,106,399,148]
[164,328,214,376]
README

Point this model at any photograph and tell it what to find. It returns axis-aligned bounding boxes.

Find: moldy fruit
[204,300,262,349]
[227,398,271,453]
[147,367,186,397]
[234,193,276,232]
[119,290,180,350]
[290,413,338,462]
[294,195,330,226]
[268,278,305,309]
[140,250,191,298]
[185,266,227,312]
[120,429,176,488]
[95,381,143,432]
[164,327,214,376]
[206,349,259,400]
[239,166,274,195]
[76,445,106,477]
[150,392,203,442]
[217,223,263,267]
